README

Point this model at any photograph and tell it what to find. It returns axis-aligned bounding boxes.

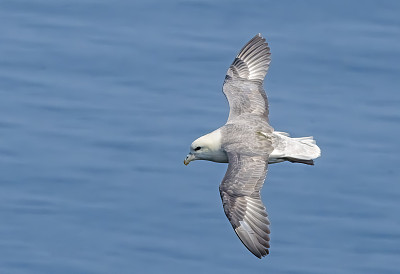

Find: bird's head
[184,130,225,165]
[184,137,211,165]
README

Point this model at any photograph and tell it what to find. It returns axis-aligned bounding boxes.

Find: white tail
[269,131,321,165]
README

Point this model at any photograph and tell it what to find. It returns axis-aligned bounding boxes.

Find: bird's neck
[202,129,228,163]
[203,129,222,151]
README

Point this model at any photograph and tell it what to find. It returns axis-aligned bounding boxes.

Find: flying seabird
[184,34,321,258]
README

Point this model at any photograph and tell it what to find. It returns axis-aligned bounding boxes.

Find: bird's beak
[184,153,195,165]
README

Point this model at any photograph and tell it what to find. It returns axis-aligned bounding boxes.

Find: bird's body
[184,34,321,258]
[190,129,319,165]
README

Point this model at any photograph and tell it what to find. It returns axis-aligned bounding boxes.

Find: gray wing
[219,150,271,258]
[223,34,271,122]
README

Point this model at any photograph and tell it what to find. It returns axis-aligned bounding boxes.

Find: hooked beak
[184,153,195,165]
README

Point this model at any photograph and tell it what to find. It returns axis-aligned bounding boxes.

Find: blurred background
[0,0,399,273]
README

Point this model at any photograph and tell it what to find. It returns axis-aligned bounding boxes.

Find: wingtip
[234,221,270,259]
[255,248,269,259]
[227,33,271,83]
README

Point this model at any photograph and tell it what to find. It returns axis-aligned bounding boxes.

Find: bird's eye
[194,146,201,151]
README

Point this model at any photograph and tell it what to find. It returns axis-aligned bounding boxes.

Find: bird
[183,34,321,258]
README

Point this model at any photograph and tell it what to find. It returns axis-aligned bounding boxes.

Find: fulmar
[184,34,321,258]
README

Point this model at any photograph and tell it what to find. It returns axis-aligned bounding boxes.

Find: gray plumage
[220,34,273,258]
[184,34,321,258]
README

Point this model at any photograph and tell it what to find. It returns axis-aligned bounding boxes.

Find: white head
[184,129,227,165]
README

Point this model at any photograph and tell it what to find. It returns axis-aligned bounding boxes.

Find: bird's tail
[269,132,321,165]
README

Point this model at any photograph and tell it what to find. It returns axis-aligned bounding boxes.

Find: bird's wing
[219,149,271,258]
[223,34,271,122]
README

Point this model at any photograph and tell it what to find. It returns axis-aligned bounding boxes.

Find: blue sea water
[0,0,399,273]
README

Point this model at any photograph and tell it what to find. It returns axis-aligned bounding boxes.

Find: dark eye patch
[194,146,201,151]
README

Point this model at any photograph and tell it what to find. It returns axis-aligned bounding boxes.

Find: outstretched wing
[219,150,271,258]
[223,34,271,122]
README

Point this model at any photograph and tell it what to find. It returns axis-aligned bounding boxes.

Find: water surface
[0,1,399,273]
